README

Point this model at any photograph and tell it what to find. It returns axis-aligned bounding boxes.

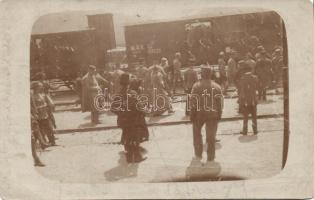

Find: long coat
[255,58,272,89]
[111,88,149,143]
[238,72,258,106]
[81,73,109,112]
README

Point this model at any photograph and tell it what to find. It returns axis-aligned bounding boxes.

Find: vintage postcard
[0,0,313,199]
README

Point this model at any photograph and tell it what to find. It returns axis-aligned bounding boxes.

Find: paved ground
[36,118,283,183]
[53,94,283,131]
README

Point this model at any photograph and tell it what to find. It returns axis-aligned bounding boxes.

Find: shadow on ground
[104,151,139,181]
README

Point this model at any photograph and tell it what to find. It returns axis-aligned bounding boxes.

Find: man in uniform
[271,48,284,94]
[111,63,125,96]
[172,52,184,94]
[255,50,273,100]
[190,67,223,162]
[227,51,237,86]
[183,60,198,116]
[238,63,259,135]
[81,65,109,124]
[111,74,147,163]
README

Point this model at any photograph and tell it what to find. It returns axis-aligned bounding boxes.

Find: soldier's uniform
[190,67,223,161]
[172,58,183,93]
[255,53,272,100]
[81,66,109,123]
[272,49,284,90]
[238,68,259,135]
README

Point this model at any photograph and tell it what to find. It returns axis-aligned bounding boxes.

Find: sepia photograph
[0,0,314,199]
[30,9,288,183]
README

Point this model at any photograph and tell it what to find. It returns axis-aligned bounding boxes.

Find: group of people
[31,41,284,166]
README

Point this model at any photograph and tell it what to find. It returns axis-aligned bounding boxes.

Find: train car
[30,13,116,80]
[124,11,283,69]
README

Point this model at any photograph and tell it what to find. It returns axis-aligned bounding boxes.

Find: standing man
[227,51,237,86]
[111,63,125,96]
[255,50,272,100]
[217,52,228,94]
[271,48,284,94]
[150,65,174,116]
[81,65,108,124]
[244,52,256,73]
[238,63,259,135]
[172,52,184,94]
[190,67,223,162]
[183,60,198,116]
[111,74,147,163]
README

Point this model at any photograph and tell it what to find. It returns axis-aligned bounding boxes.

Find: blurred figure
[254,45,265,61]
[81,65,109,124]
[74,71,83,106]
[184,60,198,116]
[111,63,125,96]
[111,74,147,163]
[150,65,174,116]
[255,50,273,101]
[160,57,172,96]
[244,52,256,73]
[31,81,56,146]
[30,92,49,149]
[238,63,259,135]
[217,51,228,94]
[227,51,237,86]
[172,52,184,94]
[271,48,284,94]
[190,67,223,162]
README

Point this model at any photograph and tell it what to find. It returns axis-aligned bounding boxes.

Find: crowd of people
[30,39,285,166]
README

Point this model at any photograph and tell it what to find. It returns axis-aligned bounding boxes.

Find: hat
[161,57,168,61]
[88,65,96,71]
[31,81,43,90]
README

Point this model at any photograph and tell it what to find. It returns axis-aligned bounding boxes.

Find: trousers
[192,118,218,161]
[242,104,257,133]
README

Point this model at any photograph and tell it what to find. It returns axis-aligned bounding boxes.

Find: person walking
[190,67,223,162]
[111,74,147,163]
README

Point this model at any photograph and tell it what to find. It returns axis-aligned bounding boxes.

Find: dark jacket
[238,72,258,106]
[111,89,149,143]
[190,79,223,122]
[255,58,272,88]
